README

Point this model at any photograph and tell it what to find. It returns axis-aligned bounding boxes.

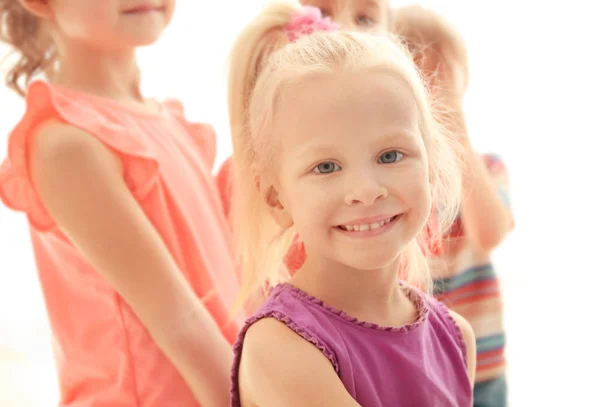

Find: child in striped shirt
[394,6,515,407]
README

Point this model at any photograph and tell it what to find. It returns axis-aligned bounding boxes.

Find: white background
[1,1,598,405]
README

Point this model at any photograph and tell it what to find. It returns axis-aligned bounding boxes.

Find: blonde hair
[393,5,468,94]
[0,0,56,96]
[228,1,462,309]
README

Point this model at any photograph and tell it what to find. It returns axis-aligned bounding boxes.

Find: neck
[291,254,404,319]
[53,41,142,103]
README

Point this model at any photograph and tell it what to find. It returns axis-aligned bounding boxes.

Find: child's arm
[238,318,361,407]
[445,107,513,253]
[459,143,514,252]
[30,121,232,407]
[437,97,513,253]
[449,310,476,387]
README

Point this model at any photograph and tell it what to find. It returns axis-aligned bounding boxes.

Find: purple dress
[231,283,473,406]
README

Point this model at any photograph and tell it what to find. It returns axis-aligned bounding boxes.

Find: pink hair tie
[284,6,340,43]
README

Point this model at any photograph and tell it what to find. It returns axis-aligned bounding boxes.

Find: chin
[344,249,403,272]
[122,25,167,46]
[131,33,164,46]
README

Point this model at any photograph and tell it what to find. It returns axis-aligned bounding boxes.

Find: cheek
[163,0,177,25]
[284,179,336,227]
[401,166,432,214]
[413,178,432,225]
[55,6,114,36]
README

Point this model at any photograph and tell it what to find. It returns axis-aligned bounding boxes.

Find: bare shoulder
[28,119,127,227]
[30,119,122,177]
[240,317,326,382]
[238,317,359,407]
[243,316,309,350]
[448,310,474,341]
[448,310,476,386]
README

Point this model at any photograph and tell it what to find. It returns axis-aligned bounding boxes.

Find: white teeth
[341,217,394,232]
[370,221,383,229]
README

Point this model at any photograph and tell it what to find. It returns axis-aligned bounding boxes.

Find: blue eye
[313,161,341,174]
[378,150,403,164]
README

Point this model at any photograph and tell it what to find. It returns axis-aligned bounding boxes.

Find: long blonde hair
[393,5,469,178]
[228,1,462,309]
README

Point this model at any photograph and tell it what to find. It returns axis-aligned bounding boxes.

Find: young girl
[0,1,241,405]
[227,3,476,406]
[217,0,393,276]
[394,6,515,406]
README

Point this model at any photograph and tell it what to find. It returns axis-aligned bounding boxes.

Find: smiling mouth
[123,5,165,14]
[336,215,400,232]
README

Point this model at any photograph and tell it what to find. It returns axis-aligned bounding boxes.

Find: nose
[344,171,388,206]
[334,7,358,31]
[337,16,358,31]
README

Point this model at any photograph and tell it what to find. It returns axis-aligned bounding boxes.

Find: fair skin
[427,54,514,253]
[301,0,389,31]
[20,1,231,406]
[460,135,514,252]
[237,70,475,406]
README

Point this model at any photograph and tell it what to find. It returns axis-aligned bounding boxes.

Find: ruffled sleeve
[162,99,217,170]
[0,81,159,232]
[427,296,469,369]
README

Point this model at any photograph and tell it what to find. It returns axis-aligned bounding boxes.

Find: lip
[122,3,164,14]
[335,214,402,238]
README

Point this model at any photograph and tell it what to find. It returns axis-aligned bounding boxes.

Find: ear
[258,177,294,229]
[415,47,452,91]
[422,49,464,100]
[419,48,440,73]
[18,0,53,19]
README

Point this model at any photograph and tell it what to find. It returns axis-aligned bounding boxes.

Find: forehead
[273,71,419,150]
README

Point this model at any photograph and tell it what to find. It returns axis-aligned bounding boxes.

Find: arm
[449,310,476,387]
[443,105,513,253]
[238,318,361,407]
[31,121,232,407]
[459,142,514,253]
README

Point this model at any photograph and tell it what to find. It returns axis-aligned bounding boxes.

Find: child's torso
[429,153,510,382]
[431,211,506,382]
[0,82,242,406]
[231,283,473,407]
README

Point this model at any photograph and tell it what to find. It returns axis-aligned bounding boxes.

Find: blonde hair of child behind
[0,0,56,96]
[228,1,463,310]
[393,5,469,96]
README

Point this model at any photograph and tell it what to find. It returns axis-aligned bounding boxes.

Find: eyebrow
[296,130,419,159]
[302,0,326,8]
[357,0,382,11]
[306,0,381,12]
[373,131,419,149]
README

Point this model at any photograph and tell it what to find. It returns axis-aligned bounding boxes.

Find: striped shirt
[430,153,512,383]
